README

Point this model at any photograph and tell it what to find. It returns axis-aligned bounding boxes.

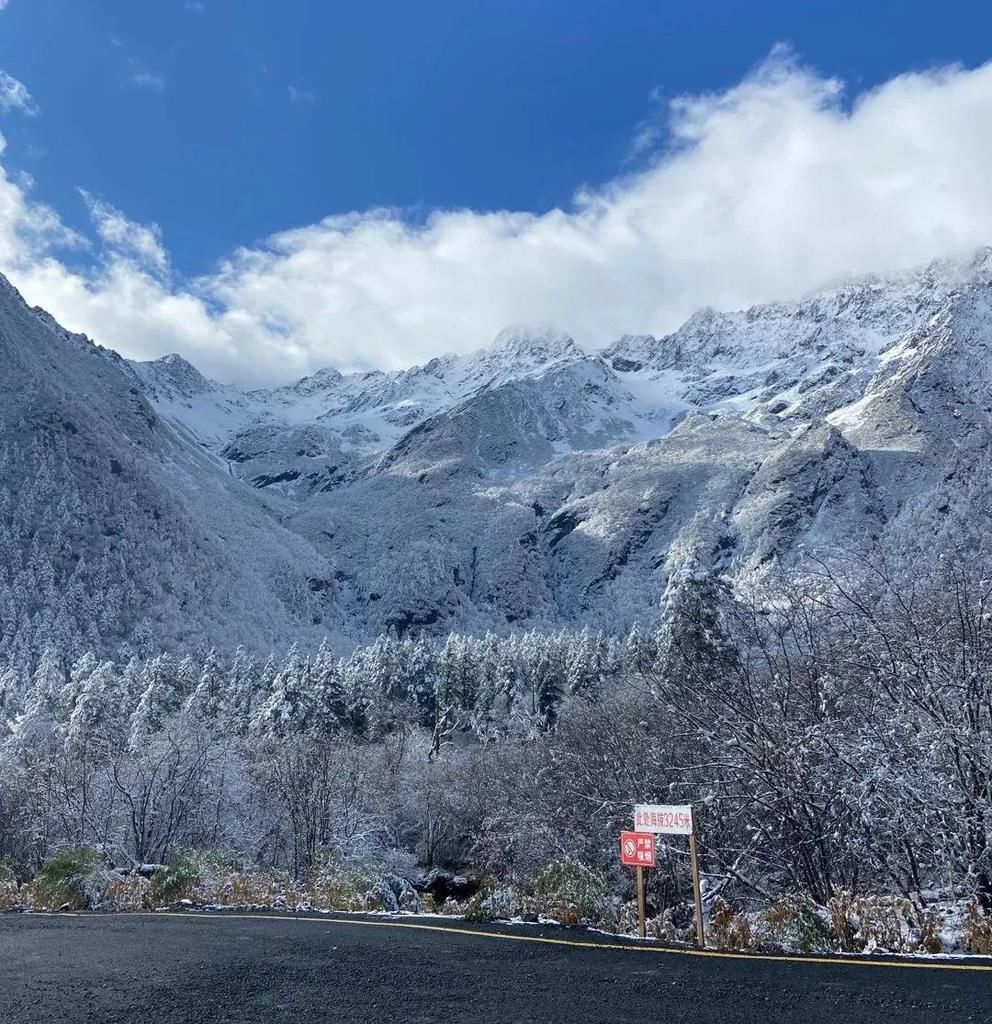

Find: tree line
[1,546,990,916]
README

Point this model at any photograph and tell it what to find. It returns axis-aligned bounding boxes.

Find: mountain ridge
[2,249,992,661]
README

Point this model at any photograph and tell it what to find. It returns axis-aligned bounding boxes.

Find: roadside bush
[147,850,398,912]
[104,873,151,911]
[463,881,522,923]
[437,896,465,916]
[915,909,943,955]
[827,893,943,954]
[150,852,201,906]
[615,901,638,936]
[964,902,992,955]
[305,859,378,912]
[0,880,19,909]
[0,861,17,908]
[209,870,283,908]
[34,848,109,910]
[155,849,259,906]
[632,901,699,943]
[360,873,421,913]
[709,898,753,950]
[531,857,609,925]
[305,874,361,912]
[755,896,833,953]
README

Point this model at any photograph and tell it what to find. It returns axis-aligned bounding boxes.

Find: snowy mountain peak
[0,271,23,306]
[488,326,583,368]
[604,255,992,381]
[133,352,218,400]
[271,365,346,400]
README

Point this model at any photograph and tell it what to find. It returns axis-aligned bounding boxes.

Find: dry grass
[143,851,383,913]
[826,893,943,955]
[964,902,992,955]
[103,874,151,911]
[709,898,753,950]
[6,881,57,911]
[4,847,980,959]
[201,871,281,908]
[0,880,21,909]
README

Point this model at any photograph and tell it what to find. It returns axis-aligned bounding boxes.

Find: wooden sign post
[688,830,705,947]
[635,862,646,939]
[619,831,656,938]
[634,803,705,947]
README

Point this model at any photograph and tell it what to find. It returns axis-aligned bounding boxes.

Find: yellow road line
[124,911,992,974]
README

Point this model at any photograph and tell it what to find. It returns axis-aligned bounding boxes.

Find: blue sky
[1,1,992,382]
[4,0,990,276]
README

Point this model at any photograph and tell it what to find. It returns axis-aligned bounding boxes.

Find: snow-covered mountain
[4,249,992,658]
[0,275,338,662]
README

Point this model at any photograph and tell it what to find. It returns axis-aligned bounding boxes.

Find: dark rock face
[413,869,481,902]
[610,356,643,373]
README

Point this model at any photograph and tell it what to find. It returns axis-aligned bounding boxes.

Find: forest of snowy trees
[2,540,992,938]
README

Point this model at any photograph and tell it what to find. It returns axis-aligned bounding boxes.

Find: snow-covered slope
[0,275,341,662]
[5,249,992,656]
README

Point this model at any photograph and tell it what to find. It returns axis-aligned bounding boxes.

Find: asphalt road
[1,912,990,1024]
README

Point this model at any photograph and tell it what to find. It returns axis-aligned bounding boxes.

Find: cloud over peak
[2,51,992,385]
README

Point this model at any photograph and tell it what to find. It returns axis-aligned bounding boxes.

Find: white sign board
[634,803,693,835]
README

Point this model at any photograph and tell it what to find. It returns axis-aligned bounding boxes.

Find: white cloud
[0,71,37,115]
[288,85,316,104]
[132,70,165,91]
[0,134,86,264]
[3,51,992,385]
[184,1,205,11]
[625,86,666,163]
[80,191,169,274]
[128,58,165,92]
[0,2,9,11]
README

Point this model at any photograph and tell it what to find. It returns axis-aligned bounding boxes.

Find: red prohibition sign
[619,830,656,867]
